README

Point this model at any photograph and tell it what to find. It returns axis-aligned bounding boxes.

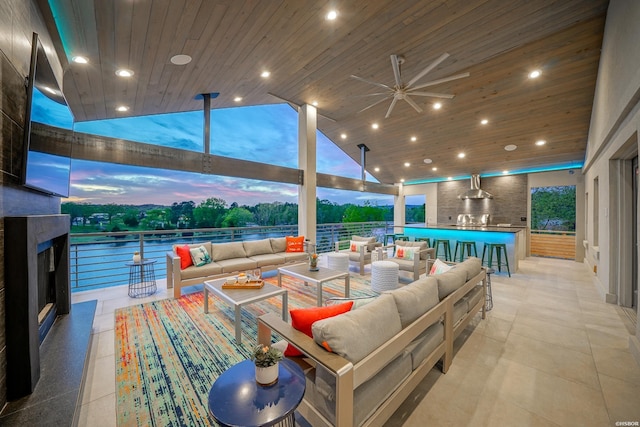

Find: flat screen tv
[21,32,74,197]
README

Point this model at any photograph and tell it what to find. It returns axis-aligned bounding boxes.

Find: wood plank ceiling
[41,0,609,185]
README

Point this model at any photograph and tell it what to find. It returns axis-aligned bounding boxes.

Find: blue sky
[33,91,391,206]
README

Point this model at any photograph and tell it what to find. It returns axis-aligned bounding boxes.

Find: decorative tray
[222,280,264,289]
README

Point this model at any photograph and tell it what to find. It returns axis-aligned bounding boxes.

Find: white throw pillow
[395,245,416,260]
[429,258,452,275]
[349,240,368,253]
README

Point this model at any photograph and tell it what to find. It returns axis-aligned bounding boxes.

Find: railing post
[139,233,144,259]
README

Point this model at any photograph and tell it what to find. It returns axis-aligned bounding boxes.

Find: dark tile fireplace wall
[437,174,528,225]
[0,0,62,412]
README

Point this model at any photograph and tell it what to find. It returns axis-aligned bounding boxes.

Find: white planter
[255,362,279,386]
[132,253,141,263]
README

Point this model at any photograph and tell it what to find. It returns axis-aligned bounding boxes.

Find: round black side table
[208,359,305,427]
[125,259,157,298]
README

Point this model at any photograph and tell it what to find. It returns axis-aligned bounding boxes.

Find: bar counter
[401,224,526,274]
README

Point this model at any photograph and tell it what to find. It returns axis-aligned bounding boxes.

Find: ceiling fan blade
[351,75,392,91]
[390,55,402,88]
[357,95,393,114]
[409,91,455,99]
[411,72,471,90]
[385,96,399,118]
[403,95,423,114]
[406,52,450,88]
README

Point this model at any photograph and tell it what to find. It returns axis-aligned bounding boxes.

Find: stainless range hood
[458,174,493,199]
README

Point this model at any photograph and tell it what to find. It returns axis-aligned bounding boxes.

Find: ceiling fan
[351,53,470,118]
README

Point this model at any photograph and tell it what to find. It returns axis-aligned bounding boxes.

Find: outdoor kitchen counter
[401,224,527,274]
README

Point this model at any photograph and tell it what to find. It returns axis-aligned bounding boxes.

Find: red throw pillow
[285,301,354,357]
[176,244,193,270]
[285,236,305,252]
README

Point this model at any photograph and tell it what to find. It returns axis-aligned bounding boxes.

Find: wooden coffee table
[277,263,350,306]
[204,278,288,344]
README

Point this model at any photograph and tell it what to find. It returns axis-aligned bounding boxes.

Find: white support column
[393,183,405,233]
[298,104,317,244]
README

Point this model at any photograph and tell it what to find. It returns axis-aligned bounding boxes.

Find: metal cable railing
[70,222,391,292]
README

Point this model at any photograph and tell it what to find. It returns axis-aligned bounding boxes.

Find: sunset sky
[32,90,392,206]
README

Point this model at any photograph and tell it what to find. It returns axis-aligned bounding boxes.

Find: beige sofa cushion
[179,261,223,280]
[216,258,258,272]
[270,237,287,253]
[210,242,246,261]
[452,257,482,281]
[435,268,468,300]
[352,235,378,252]
[243,238,273,257]
[386,276,439,328]
[249,253,286,267]
[312,293,401,363]
[395,240,429,259]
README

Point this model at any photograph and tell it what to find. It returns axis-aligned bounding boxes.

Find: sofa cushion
[249,253,287,267]
[210,242,246,261]
[270,237,287,253]
[403,322,444,370]
[179,261,223,280]
[216,258,258,272]
[395,245,417,260]
[312,293,401,364]
[352,235,377,252]
[243,239,273,257]
[388,257,422,272]
[395,240,429,259]
[436,268,468,300]
[386,276,439,328]
[285,236,305,252]
[347,251,372,262]
[278,251,309,262]
[452,257,482,281]
[176,244,193,269]
[285,302,354,357]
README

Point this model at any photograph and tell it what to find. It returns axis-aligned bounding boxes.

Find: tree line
[62,198,426,232]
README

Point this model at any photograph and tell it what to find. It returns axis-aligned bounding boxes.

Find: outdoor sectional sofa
[258,257,486,427]
[166,237,310,298]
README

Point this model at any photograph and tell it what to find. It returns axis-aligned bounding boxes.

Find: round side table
[371,260,399,293]
[208,359,305,427]
[125,259,157,298]
[327,252,349,272]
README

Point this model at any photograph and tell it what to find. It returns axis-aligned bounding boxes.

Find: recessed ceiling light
[116,105,129,112]
[340,133,347,139]
[504,144,517,151]
[535,139,546,146]
[72,56,88,64]
[261,70,271,78]
[371,123,379,129]
[503,170,510,174]
[433,102,442,110]
[447,177,453,180]
[233,96,243,102]
[312,100,318,106]
[404,162,410,167]
[374,167,380,172]
[432,167,438,171]
[170,54,192,65]
[458,152,466,158]
[410,136,417,142]
[400,179,405,183]
[480,119,489,125]
[423,158,432,164]
[115,69,134,77]
[529,70,541,79]
[326,10,338,20]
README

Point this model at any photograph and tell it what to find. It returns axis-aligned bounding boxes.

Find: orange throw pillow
[285,236,305,252]
[284,301,354,357]
[176,244,193,270]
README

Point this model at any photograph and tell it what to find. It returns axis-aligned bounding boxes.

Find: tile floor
[73,257,640,426]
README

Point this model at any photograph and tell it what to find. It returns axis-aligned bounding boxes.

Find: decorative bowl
[237,275,248,284]
[225,276,237,285]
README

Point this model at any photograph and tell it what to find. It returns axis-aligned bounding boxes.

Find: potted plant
[309,252,319,270]
[252,344,283,386]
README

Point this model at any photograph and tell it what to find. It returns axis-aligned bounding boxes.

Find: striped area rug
[115,273,375,426]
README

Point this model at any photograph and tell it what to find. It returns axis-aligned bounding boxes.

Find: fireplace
[4,215,71,399]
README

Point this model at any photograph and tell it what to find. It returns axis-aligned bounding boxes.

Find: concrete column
[298,104,317,244]
[393,183,405,233]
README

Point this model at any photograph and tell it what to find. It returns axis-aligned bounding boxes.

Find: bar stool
[485,267,494,311]
[454,240,478,262]
[482,243,511,277]
[434,239,452,261]
[415,237,431,247]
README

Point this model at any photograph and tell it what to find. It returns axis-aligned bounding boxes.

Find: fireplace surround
[4,214,71,399]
